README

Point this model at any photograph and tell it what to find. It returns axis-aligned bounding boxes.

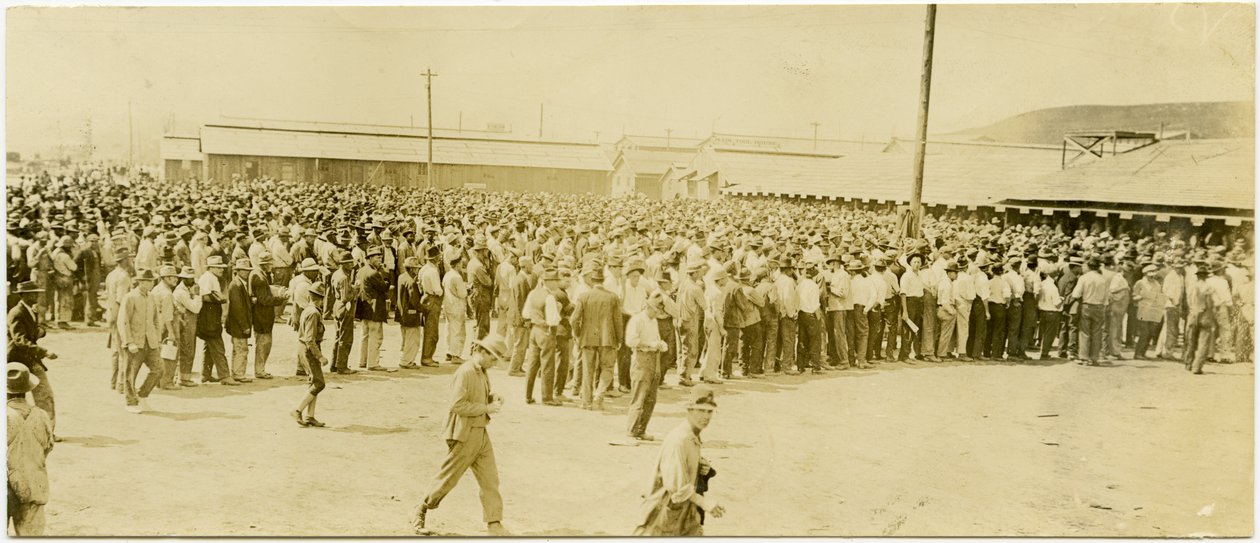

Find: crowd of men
[5,169,1255,438]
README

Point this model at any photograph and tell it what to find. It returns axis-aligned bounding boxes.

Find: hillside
[954,101,1254,144]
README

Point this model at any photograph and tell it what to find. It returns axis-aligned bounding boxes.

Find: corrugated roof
[717,147,1061,206]
[159,137,202,161]
[199,125,612,171]
[616,148,697,176]
[1012,139,1254,210]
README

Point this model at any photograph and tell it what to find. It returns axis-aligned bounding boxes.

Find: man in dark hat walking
[7,281,59,436]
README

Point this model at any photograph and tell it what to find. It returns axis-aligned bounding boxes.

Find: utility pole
[811,121,821,149]
[128,99,135,169]
[908,4,937,240]
[421,68,438,189]
[665,128,673,150]
[458,111,463,133]
[538,103,544,140]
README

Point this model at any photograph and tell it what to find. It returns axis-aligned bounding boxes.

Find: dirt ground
[31,321,1254,537]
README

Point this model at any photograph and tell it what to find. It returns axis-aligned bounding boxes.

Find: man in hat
[522,267,563,405]
[1035,267,1063,360]
[824,253,851,368]
[675,260,707,386]
[7,281,58,434]
[848,259,876,368]
[467,237,495,340]
[225,259,256,383]
[985,261,1012,361]
[412,334,510,536]
[151,265,181,390]
[571,263,623,410]
[397,257,426,369]
[795,263,823,374]
[291,283,331,428]
[1131,264,1165,360]
[897,253,927,362]
[1057,256,1083,359]
[507,256,537,376]
[7,362,54,536]
[756,259,781,373]
[620,256,656,389]
[1103,257,1131,361]
[268,229,295,291]
[76,231,104,327]
[330,253,359,375]
[700,267,732,384]
[934,262,959,359]
[1184,263,1217,374]
[118,269,164,413]
[1157,257,1186,360]
[1069,258,1108,366]
[172,266,202,387]
[625,290,673,440]
[443,255,470,364]
[248,252,287,380]
[50,235,78,329]
[866,258,890,362]
[197,256,238,386]
[633,385,724,536]
[418,245,446,366]
[356,247,395,372]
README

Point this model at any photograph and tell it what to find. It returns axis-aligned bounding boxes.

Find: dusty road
[32,322,1253,537]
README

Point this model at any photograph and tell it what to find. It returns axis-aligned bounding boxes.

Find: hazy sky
[6,3,1255,161]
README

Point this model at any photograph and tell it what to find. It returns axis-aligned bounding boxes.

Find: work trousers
[358,320,384,369]
[797,311,821,371]
[1038,310,1061,359]
[827,310,849,365]
[201,335,230,381]
[1021,293,1038,356]
[29,365,54,431]
[967,300,987,358]
[254,332,273,377]
[176,315,198,382]
[332,312,355,371]
[721,326,741,378]
[524,325,557,403]
[446,312,468,360]
[881,298,901,359]
[1185,318,1215,372]
[657,318,677,385]
[421,427,504,524]
[125,345,162,406]
[1159,306,1182,356]
[866,307,884,361]
[580,346,617,406]
[935,307,956,357]
[1059,310,1080,358]
[777,316,798,371]
[8,488,45,536]
[473,300,492,340]
[110,327,124,392]
[1005,300,1023,358]
[677,317,702,380]
[1133,319,1161,358]
[699,319,724,380]
[1210,306,1232,360]
[761,311,779,371]
[1107,299,1129,357]
[741,322,764,375]
[1079,303,1105,362]
[299,348,327,396]
[627,350,659,437]
[618,316,632,389]
[921,292,937,358]
[55,282,74,323]
[955,299,972,357]
[230,336,251,379]
[510,323,531,373]
[986,302,1007,359]
[554,336,572,397]
[900,297,923,360]
[851,306,869,364]
[422,298,443,363]
[401,325,422,366]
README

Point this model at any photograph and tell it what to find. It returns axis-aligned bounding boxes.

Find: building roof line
[202,124,600,148]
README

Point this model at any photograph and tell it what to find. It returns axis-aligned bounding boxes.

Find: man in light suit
[412,335,510,537]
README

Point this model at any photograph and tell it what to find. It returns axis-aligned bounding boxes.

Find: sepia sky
[6,3,1255,161]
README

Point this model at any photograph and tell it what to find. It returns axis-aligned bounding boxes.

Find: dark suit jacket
[7,303,49,370]
[226,276,254,338]
[355,265,389,322]
[249,269,285,334]
[396,271,424,327]
[571,286,623,348]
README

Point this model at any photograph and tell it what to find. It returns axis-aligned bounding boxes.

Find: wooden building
[159,136,204,183]
[164,122,613,194]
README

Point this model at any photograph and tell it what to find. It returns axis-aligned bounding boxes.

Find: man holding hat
[7,281,59,434]
[397,256,426,369]
[1131,264,1165,360]
[7,362,54,536]
[633,385,725,536]
[292,283,331,428]
[118,269,165,412]
[412,334,510,536]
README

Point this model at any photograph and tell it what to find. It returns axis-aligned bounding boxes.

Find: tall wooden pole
[421,68,438,189]
[908,4,937,239]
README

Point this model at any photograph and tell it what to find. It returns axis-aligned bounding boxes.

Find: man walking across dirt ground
[633,385,725,536]
[412,335,510,537]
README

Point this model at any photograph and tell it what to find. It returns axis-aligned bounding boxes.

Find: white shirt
[797,276,821,314]
[1037,277,1062,311]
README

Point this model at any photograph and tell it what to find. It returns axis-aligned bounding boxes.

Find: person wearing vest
[119,269,163,413]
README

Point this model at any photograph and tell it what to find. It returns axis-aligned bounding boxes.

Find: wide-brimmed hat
[298,258,321,272]
[845,259,866,272]
[135,268,159,282]
[177,266,196,279]
[403,256,421,269]
[308,283,328,299]
[541,267,560,281]
[13,280,44,294]
[685,385,717,411]
[338,253,355,264]
[471,334,510,361]
[233,259,253,271]
[1141,264,1159,274]
[366,247,383,259]
[7,363,39,395]
[159,265,179,278]
[257,252,273,266]
[625,257,647,275]
[207,255,229,268]
[425,245,442,259]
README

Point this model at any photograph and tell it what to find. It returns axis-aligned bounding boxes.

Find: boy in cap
[633,386,725,536]
[7,363,54,536]
[292,284,330,427]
